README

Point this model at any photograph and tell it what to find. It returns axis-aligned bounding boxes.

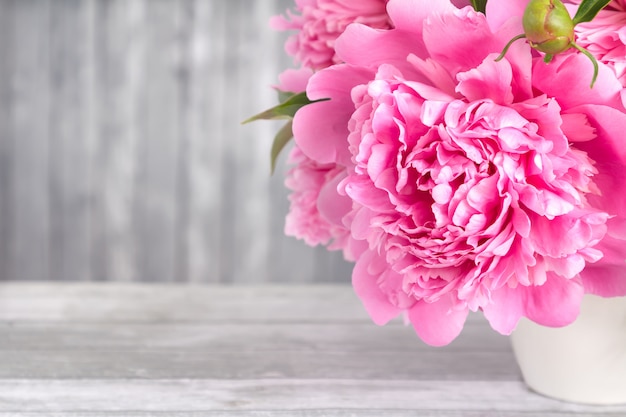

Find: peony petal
[532,54,623,110]
[422,6,500,77]
[522,274,584,327]
[352,251,404,325]
[581,234,626,297]
[456,55,514,104]
[317,170,352,227]
[482,284,525,334]
[408,294,469,346]
[570,104,626,222]
[484,274,584,333]
[275,67,314,93]
[485,0,526,32]
[294,65,373,165]
[336,24,427,78]
[560,113,596,143]
[386,0,454,33]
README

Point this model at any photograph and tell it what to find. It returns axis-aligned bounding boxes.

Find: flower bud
[523,0,575,55]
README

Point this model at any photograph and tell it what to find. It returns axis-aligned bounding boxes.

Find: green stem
[570,41,599,88]
[495,34,526,62]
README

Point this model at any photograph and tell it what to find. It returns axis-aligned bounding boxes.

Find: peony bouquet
[248,0,626,346]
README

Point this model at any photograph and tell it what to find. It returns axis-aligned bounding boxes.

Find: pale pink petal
[275,67,314,92]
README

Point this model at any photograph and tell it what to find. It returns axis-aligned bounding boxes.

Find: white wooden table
[0,283,624,416]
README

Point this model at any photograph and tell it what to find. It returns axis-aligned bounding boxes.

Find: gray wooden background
[0,0,353,283]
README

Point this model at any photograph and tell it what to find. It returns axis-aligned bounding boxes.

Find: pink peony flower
[564,0,626,86]
[284,146,352,249]
[271,0,393,71]
[293,0,626,345]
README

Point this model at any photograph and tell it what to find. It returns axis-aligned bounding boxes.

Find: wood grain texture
[0,0,352,284]
[0,282,624,416]
[1,379,625,414]
[0,413,619,417]
[11,0,51,281]
[0,1,15,282]
[48,0,96,282]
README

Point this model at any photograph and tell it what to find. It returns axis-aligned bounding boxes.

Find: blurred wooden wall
[0,0,353,283]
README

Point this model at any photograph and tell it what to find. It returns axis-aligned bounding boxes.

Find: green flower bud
[495,0,605,88]
[522,0,575,55]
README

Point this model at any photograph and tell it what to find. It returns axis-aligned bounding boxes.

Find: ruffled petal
[352,251,405,325]
[456,54,514,104]
[581,234,626,297]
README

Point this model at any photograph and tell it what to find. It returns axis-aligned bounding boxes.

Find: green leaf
[573,0,611,25]
[270,120,293,174]
[242,92,326,124]
[277,89,297,103]
[470,0,488,13]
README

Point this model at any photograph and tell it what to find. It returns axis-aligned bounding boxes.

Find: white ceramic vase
[510,295,626,405]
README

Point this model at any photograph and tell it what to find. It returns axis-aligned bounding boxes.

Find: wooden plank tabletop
[0,283,624,416]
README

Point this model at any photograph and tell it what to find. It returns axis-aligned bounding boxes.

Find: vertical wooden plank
[48,0,96,281]
[175,1,220,283]
[179,0,288,284]
[202,1,230,283]
[133,1,181,282]
[217,0,280,284]
[11,0,51,281]
[91,0,145,282]
[0,1,15,281]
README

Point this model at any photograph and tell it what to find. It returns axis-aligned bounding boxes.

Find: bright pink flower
[294,0,626,345]
[271,0,392,70]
